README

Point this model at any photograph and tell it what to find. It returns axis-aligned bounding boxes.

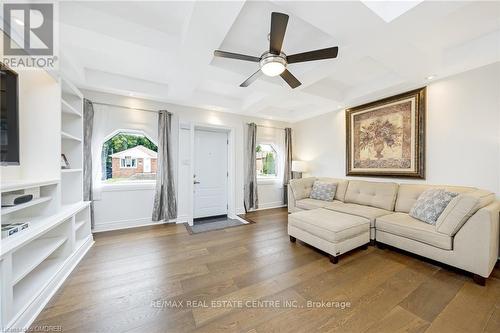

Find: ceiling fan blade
[280,69,301,89]
[287,46,339,64]
[240,69,262,87]
[269,12,289,54]
[214,50,260,62]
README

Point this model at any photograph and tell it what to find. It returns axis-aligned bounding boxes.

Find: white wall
[293,62,500,194]
[84,90,290,231]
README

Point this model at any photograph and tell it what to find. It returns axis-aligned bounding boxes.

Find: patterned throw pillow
[309,181,337,201]
[409,189,458,225]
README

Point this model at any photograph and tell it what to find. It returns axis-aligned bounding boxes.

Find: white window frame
[120,156,137,169]
[100,129,158,187]
[256,142,280,180]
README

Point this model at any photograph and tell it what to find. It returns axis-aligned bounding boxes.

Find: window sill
[101,181,156,192]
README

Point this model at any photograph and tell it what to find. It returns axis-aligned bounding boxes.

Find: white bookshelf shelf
[1,197,52,216]
[61,131,82,142]
[12,236,67,285]
[13,257,66,316]
[0,179,59,193]
[61,99,81,117]
[1,201,90,256]
[75,220,86,231]
[61,168,82,174]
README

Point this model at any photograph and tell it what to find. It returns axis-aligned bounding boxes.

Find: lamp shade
[292,160,307,173]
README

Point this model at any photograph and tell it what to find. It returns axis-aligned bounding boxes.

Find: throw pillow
[409,189,458,225]
[310,181,337,201]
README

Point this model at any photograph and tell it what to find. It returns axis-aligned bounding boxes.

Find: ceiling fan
[214,12,339,89]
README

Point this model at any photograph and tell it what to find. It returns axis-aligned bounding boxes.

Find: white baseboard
[92,217,176,233]
[256,202,287,211]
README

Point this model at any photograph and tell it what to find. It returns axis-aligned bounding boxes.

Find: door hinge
[227,139,229,145]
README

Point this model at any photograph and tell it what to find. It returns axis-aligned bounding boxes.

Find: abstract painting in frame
[346,87,426,178]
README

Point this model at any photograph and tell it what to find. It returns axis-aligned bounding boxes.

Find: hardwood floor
[32,208,500,332]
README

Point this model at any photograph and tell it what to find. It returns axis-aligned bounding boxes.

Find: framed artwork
[346,87,426,178]
[61,154,70,169]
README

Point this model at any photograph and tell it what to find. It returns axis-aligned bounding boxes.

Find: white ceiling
[59,0,500,122]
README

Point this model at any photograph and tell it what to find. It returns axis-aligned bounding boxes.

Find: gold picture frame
[346,87,426,179]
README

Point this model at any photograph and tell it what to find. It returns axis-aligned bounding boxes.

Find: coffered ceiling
[59,1,500,122]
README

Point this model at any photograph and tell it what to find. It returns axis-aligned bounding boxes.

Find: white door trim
[181,122,236,226]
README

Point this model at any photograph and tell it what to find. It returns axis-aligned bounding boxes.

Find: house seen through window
[256,143,278,178]
[102,132,158,183]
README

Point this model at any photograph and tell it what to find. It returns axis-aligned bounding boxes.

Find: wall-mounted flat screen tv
[1,64,19,165]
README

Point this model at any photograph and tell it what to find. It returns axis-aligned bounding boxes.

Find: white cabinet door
[193,129,228,218]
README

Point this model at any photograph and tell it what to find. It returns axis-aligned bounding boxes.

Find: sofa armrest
[288,177,316,213]
[289,177,316,200]
[453,201,500,277]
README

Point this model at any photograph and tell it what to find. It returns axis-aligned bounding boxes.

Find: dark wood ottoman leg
[289,236,296,243]
[473,274,486,286]
[370,239,376,246]
[329,254,338,264]
[377,242,386,250]
[361,243,368,250]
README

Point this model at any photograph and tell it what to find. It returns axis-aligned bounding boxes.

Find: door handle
[194,180,200,184]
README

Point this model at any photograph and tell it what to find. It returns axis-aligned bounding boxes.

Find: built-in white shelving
[1,197,52,216]
[12,236,67,285]
[0,77,93,331]
[61,131,82,142]
[0,179,59,193]
[61,99,81,117]
[75,220,86,231]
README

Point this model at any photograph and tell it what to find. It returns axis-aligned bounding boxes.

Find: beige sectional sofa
[287,177,500,285]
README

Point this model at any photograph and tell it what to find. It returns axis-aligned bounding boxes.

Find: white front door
[143,158,151,173]
[193,129,228,218]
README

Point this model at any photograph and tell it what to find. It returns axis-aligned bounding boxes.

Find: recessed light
[426,75,436,81]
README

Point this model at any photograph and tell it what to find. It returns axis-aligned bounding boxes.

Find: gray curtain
[152,110,177,221]
[244,123,258,212]
[283,127,292,205]
[83,99,95,227]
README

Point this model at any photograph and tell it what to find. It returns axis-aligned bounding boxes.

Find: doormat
[185,217,253,234]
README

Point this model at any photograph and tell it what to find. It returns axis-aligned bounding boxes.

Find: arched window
[101,131,158,183]
[256,143,278,178]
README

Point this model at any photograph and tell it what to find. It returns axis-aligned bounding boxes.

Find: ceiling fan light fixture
[260,55,286,77]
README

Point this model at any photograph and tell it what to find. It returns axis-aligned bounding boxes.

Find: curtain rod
[91,101,160,113]
[248,123,288,131]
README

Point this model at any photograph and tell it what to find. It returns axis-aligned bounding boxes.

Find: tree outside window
[102,132,158,183]
[256,143,278,178]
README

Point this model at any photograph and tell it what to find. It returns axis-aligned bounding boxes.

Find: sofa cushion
[395,184,475,213]
[326,202,391,227]
[409,189,458,225]
[376,213,452,250]
[289,209,369,243]
[296,198,334,210]
[436,190,495,236]
[344,180,399,211]
[310,181,337,201]
[317,177,349,202]
[290,177,316,200]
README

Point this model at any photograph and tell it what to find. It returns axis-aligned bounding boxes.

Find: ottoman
[288,208,370,263]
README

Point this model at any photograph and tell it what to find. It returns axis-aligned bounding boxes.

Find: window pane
[256,144,277,178]
[102,132,158,183]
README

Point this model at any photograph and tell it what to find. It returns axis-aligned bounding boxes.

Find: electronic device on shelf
[0,63,19,165]
[1,193,33,207]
